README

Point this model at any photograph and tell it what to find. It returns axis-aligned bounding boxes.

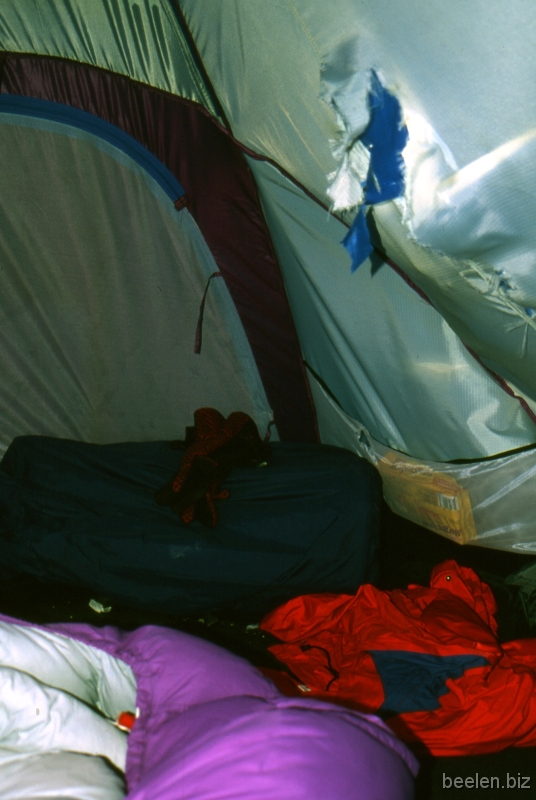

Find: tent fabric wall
[310,375,536,552]
[0,99,273,451]
[301,2,536,422]
[178,1,536,423]
[332,1,536,174]
[175,1,536,552]
[0,51,318,443]
[0,0,218,115]
[375,188,536,420]
[2,1,536,550]
[248,157,536,462]
[178,0,347,205]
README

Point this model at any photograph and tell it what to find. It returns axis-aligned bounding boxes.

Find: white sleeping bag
[0,752,126,800]
[0,664,128,769]
[0,621,136,718]
[0,620,137,800]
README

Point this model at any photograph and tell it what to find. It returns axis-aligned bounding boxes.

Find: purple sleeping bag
[1,613,418,799]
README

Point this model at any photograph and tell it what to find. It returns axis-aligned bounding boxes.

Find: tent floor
[2,502,536,798]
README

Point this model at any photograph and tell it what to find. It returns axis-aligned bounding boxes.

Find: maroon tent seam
[166,0,233,133]
[1,51,318,443]
[0,51,334,219]
[7,51,529,443]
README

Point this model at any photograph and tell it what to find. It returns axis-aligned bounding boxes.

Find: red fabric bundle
[262,560,536,755]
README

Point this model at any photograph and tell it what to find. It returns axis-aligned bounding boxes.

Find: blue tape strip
[342,210,372,273]
[342,72,408,272]
[362,72,409,206]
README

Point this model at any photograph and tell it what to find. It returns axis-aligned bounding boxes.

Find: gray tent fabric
[0,108,273,452]
[315,6,536,423]
[2,1,536,551]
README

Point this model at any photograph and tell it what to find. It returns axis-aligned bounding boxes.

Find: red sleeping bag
[261,560,536,756]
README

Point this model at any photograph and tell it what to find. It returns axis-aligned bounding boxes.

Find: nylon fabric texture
[1,52,317,443]
[179,0,536,447]
[179,0,345,202]
[0,114,272,452]
[262,560,536,756]
[0,0,218,113]
[375,197,536,419]
[309,374,536,552]
[249,158,536,461]
[0,614,418,800]
[312,3,536,424]
[0,753,126,800]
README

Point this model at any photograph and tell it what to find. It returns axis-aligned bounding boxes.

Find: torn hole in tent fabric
[322,36,536,340]
[321,44,408,271]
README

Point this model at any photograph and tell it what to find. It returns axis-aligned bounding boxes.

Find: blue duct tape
[342,209,372,273]
[342,72,408,271]
[362,71,408,205]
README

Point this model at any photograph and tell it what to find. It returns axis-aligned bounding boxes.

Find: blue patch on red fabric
[369,650,489,714]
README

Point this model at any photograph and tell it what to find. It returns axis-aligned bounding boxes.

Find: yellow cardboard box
[376,452,477,544]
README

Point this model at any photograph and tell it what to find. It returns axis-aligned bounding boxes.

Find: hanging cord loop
[194,271,222,354]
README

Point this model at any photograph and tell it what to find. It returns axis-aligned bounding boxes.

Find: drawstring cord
[194,271,222,354]
[300,642,340,691]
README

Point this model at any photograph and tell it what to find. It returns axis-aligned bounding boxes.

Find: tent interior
[2,2,536,798]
